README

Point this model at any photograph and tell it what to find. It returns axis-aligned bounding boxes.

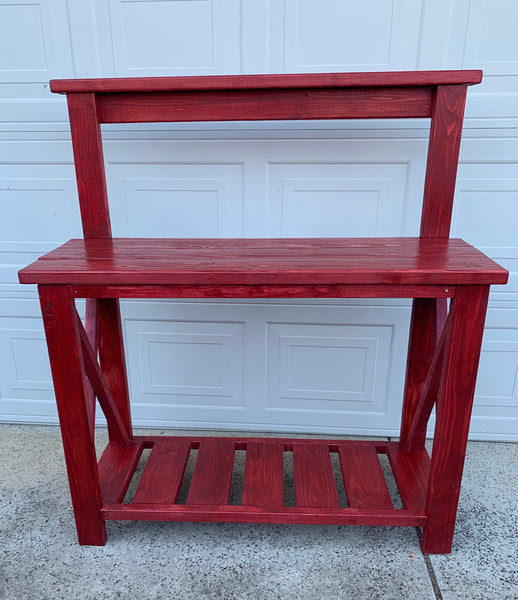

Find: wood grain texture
[186,440,235,505]
[421,285,490,554]
[97,87,433,123]
[101,504,426,526]
[66,94,112,239]
[385,444,430,513]
[421,85,468,238]
[97,298,133,439]
[83,298,98,440]
[403,310,452,450]
[133,440,191,504]
[77,315,130,446]
[67,284,456,299]
[98,440,144,504]
[242,442,284,507]
[292,444,339,508]
[18,238,508,286]
[400,298,440,447]
[338,445,393,509]
[50,70,483,94]
[38,284,107,545]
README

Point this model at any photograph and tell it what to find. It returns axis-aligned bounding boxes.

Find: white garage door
[1,0,517,440]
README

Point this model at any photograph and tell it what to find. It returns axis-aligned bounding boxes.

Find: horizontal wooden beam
[96,87,434,123]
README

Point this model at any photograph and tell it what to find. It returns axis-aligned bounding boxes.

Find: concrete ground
[0,424,516,600]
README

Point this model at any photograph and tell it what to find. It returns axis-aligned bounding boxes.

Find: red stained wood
[97,298,132,439]
[338,445,393,509]
[403,310,452,450]
[77,317,129,446]
[421,285,489,554]
[68,284,455,299]
[186,440,235,505]
[50,70,482,94]
[242,442,284,507]
[97,87,433,123]
[20,70,506,552]
[101,504,426,527]
[83,298,98,439]
[400,298,441,447]
[292,444,339,508]
[38,284,107,545]
[133,440,191,504]
[98,440,144,504]
[421,85,467,238]
[66,94,112,239]
[18,237,508,286]
[385,445,430,513]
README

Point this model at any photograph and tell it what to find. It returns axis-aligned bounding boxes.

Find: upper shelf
[49,70,483,94]
[19,237,508,287]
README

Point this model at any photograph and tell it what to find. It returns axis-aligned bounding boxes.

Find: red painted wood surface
[50,70,483,94]
[98,440,144,504]
[68,284,456,299]
[133,440,191,504]
[421,285,490,554]
[421,85,467,238]
[186,440,235,505]
[97,298,132,439]
[38,284,107,545]
[400,298,441,447]
[292,444,339,508]
[18,238,508,286]
[66,93,112,239]
[83,298,98,439]
[92,437,429,526]
[96,87,434,123]
[338,445,393,509]
[241,442,284,507]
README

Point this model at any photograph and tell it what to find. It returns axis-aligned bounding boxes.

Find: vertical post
[421,285,489,554]
[67,93,133,441]
[39,284,107,545]
[420,85,468,239]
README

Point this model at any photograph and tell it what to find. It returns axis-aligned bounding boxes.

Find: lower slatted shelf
[97,437,430,527]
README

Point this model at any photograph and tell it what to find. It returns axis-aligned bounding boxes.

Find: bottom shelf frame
[97,436,430,528]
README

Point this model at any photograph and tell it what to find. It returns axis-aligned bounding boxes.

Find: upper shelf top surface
[49,70,483,94]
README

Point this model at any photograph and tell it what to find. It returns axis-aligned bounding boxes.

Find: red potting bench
[18,71,508,553]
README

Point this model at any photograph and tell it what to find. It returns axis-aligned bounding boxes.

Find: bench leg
[98,298,133,440]
[420,285,489,554]
[39,285,107,545]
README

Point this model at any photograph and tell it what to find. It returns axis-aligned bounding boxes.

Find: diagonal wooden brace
[83,298,98,438]
[75,307,130,446]
[403,308,452,451]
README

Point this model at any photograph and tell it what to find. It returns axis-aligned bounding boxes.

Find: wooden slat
[292,444,339,508]
[242,442,284,507]
[98,440,144,504]
[133,440,191,504]
[186,440,235,505]
[50,70,483,94]
[386,444,431,513]
[338,445,393,509]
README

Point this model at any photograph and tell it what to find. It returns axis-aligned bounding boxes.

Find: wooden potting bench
[18,70,508,553]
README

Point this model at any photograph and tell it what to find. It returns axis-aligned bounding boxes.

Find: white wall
[1,0,517,440]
